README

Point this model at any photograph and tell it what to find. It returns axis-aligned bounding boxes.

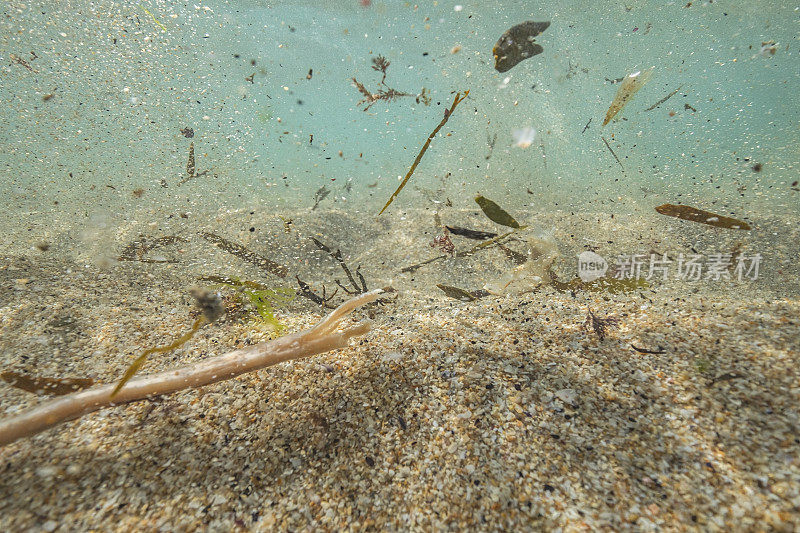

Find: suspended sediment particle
[493,21,550,73]
[186,142,195,178]
[654,204,752,230]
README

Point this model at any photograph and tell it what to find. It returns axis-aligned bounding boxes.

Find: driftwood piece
[0,289,388,447]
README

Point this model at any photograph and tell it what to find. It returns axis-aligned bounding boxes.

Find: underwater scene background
[1,0,798,530]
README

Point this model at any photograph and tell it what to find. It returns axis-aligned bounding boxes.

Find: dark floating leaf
[312,185,330,210]
[445,225,498,241]
[475,195,521,228]
[200,232,289,278]
[436,284,488,302]
[493,21,550,73]
[655,204,752,230]
[1,371,94,396]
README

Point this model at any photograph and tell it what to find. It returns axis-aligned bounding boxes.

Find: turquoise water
[2,3,800,529]
[2,0,797,222]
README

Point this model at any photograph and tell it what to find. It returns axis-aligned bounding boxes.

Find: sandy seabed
[0,206,798,531]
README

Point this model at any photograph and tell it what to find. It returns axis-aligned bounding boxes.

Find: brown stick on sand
[0,288,388,447]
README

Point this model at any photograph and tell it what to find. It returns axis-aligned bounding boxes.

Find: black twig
[295,276,338,309]
[310,237,367,294]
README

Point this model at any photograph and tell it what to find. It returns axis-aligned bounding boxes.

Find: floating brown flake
[493,21,550,73]
[654,204,752,230]
[1,371,94,396]
[200,232,289,278]
[445,226,498,240]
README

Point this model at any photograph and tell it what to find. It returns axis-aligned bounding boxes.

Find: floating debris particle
[654,204,752,230]
[645,85,682,111]
[141,6,167,32]
[132,187,145,198]
[430,232,455,256]
[312,185,331,210]
[475,195,521,228]
[758,40,777,56]
[435,284,489,302]
[200,232,289,278]
[512,126,537,148]
[180,127,194,138]
[493,21,550,73]
[602,67,654,126]
[601,136,624,169]
[351,55,430,111]
[186,142,195,179]
[245,73,255,83]
[445,226,497,240]
[1,371,94,396]
[9,53,37,72]
[379,90,469,215]
[485,132,497,160]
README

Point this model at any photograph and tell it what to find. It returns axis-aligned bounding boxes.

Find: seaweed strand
[378,90,469,215]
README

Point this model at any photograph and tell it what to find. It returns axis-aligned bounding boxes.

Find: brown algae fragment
[602,67,654,126]
[1,371,94,396]
[654,204,752,230]
[118,235,188,263]
[493,21,551,73]
[379,90,469,215]
[475,195,521,228]
[351,55,431,111]
[436,284,489,302]
[584,309,620,341]
[186,142,195,179]
[445,225,498,241]
[200,232,289,278]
